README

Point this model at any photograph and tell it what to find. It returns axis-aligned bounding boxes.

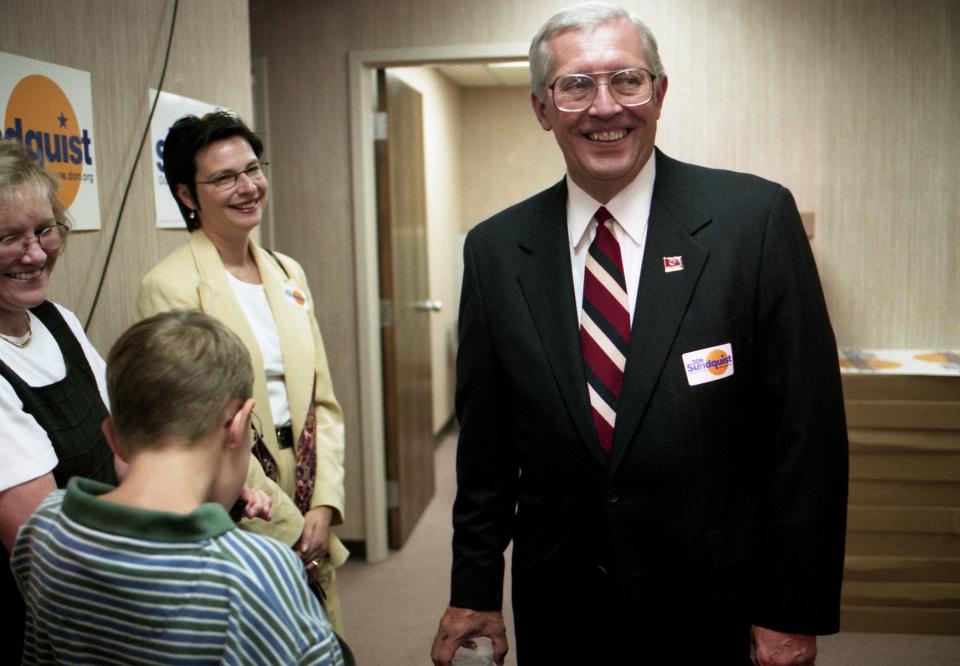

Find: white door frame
[348,43,527,562]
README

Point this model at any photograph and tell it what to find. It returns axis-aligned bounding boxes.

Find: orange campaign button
[682,343,735,386]
[283,285,308,309]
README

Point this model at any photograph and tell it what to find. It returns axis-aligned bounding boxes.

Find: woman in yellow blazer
[135,112,347,631]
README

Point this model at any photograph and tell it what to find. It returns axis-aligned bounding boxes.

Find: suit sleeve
[449,234,519,611]
[133,269,200,320]
[134,267,307,547]
[750,186,848,635]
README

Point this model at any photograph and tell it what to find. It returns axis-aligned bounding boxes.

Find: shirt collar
[567,151,657,251]
[62,476,236,542]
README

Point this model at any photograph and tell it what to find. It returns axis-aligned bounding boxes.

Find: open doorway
[376,60,568,549]
[349,48,565,560]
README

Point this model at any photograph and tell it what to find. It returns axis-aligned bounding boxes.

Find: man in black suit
[431,4,847,665]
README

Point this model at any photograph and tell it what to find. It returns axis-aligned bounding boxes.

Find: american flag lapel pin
[663,256,684,272]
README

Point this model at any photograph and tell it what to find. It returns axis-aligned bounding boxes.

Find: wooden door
[376,69,435,549]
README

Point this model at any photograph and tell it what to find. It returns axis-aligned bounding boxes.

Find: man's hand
[237,486,272,521]
[431,606,508,666]
[296,505,333,570]
[751,626,817,666]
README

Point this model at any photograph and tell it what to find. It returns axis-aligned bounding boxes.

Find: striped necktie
[580,206,630,453]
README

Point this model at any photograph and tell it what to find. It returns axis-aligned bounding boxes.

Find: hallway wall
[251,0,959,542]
[459,86,566,229]
[2,0,255,353]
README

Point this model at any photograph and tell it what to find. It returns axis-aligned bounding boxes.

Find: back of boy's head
[107,310,253,452]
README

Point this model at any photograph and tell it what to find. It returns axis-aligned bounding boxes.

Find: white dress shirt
[566,152,656,326]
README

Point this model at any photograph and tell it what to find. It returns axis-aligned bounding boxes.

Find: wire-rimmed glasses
[0,222,68,261]
[549,68,657,112]
[196,162,269,190]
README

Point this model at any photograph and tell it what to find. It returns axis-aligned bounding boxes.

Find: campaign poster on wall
[150,90,224,229]
[1,52,102,231]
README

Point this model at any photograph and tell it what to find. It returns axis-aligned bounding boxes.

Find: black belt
[275,425,294,449]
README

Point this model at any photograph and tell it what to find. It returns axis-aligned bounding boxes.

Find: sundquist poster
[1,52,101,230]
[149,90,223,229]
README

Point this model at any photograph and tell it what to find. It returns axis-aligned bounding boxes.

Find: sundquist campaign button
[283,284,309,309]
[681,343,734,386]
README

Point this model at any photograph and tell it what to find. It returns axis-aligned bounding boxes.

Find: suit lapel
[608,152,712,475]
[189,231,272,432]
[516,181,609,466]
[255,247,315,439]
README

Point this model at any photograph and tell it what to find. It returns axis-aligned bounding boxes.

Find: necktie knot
[594,206,614,225]
[593,207,618,244]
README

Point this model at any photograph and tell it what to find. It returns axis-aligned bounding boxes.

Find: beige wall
[649,0,960,350]
[460,86,567,229]
[1,0,954,552]
[5,0,954,550]
[2,0,255,353]
[255,0,958,543]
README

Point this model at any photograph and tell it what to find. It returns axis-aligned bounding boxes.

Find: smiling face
[0,184,59,333]
[176,135,268,244]
[531,19,668,203]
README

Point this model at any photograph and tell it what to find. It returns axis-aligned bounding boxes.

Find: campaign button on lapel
[682,342,734,386]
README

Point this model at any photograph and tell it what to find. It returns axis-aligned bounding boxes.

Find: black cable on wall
[84,0,180,332]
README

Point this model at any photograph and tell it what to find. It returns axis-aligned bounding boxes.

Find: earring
[188,210,196,220]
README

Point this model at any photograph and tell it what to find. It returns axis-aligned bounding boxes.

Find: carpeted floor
[337,432,959,665]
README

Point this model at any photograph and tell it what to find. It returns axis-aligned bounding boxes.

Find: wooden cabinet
[840,352,960,634]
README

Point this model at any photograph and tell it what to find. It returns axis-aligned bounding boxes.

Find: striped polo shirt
[12,477,343,665]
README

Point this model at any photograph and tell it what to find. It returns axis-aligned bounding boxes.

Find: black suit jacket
[450,150,848,636]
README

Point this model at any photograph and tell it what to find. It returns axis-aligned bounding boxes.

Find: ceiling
[432,61,530,88]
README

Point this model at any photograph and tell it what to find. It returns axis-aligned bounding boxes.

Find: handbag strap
[293,372,318,514]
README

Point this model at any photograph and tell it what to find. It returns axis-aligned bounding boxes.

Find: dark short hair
[107,310,253,451]
[162,111,263,231]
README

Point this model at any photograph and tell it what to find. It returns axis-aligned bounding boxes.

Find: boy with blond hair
[12,310,343,665]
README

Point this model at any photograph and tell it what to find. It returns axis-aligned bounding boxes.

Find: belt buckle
[275,425,294,449]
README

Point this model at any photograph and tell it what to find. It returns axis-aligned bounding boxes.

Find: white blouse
[226,272,291,427]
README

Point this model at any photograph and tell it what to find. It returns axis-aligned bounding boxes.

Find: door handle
[414,299,443,312]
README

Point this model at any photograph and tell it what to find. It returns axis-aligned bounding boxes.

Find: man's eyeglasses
[0,222,67,261]
[196,162,269,191]
[549,68,657,112]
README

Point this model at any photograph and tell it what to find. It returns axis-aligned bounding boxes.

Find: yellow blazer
[135,230,348,568]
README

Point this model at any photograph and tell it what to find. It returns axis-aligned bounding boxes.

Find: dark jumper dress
[1,301,117,659]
